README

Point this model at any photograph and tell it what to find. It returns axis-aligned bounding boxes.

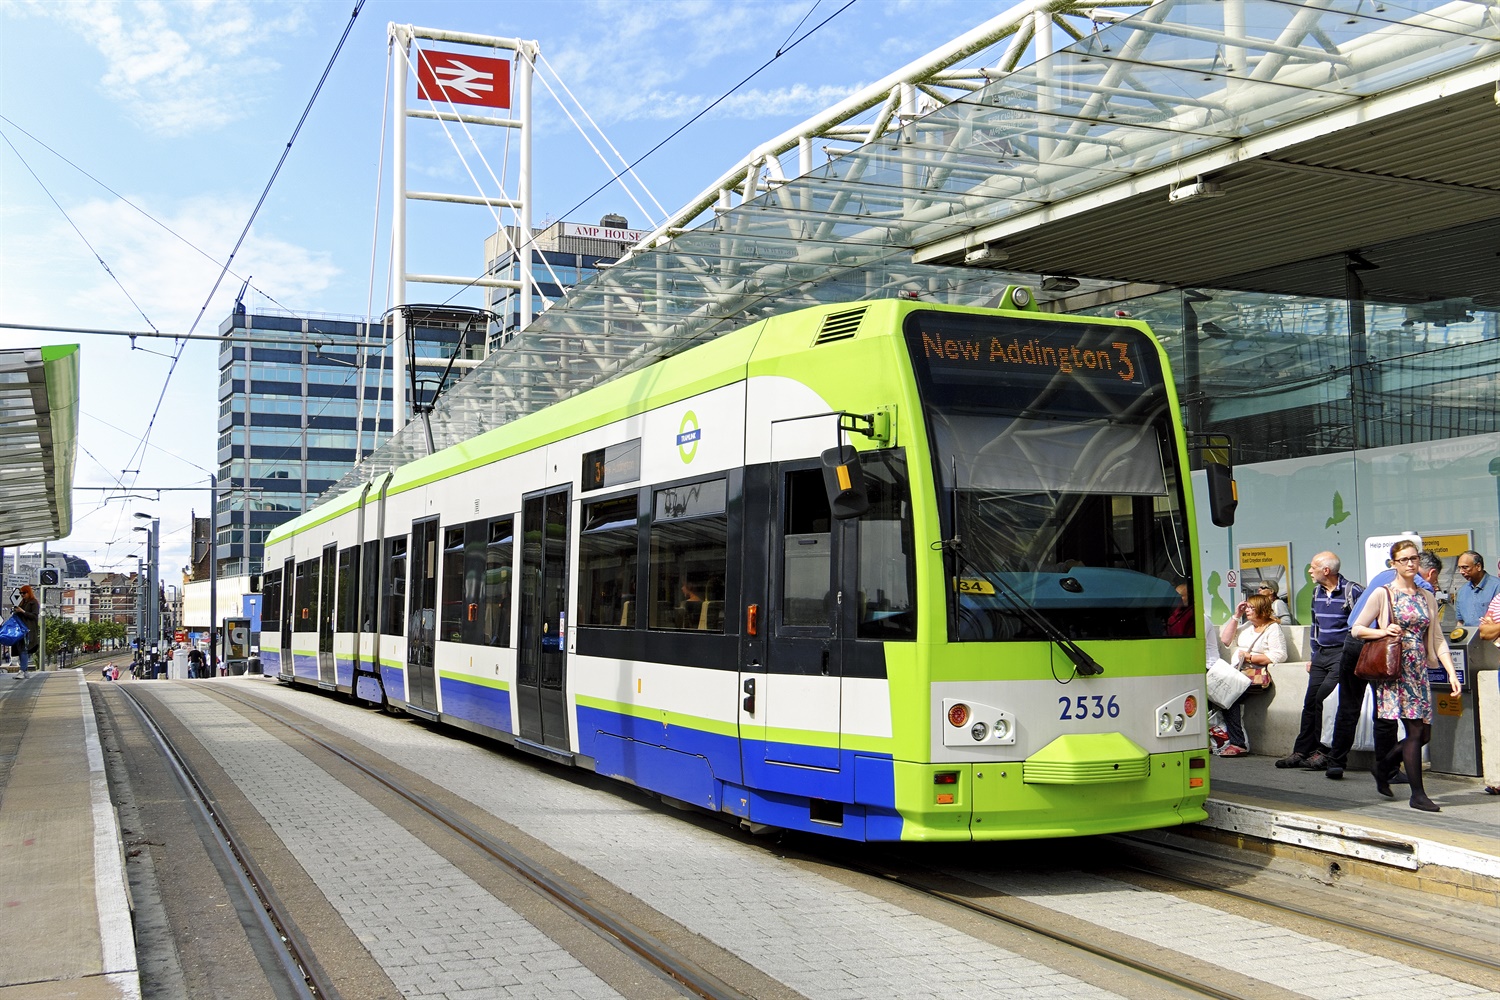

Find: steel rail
[115,685,335,1000]
[1109,834,1500,975]
[210,686,754,1000]
[836,853,1259,1000]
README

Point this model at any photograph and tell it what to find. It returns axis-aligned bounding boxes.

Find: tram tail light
[1189,756,1206,769]
[947,703,970,727]
[934,771,959,785]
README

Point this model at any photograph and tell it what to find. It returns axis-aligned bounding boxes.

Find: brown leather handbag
[1354,586,1401,682]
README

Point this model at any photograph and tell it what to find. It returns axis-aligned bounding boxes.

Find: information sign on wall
[1236,542,1294,610]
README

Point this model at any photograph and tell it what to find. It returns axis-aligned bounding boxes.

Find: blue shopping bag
[0,614,28,646]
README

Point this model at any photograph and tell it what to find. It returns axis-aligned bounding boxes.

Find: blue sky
[0,0,1018,579]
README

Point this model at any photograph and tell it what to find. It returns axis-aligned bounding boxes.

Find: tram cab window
[856,450,917,640]
[580,494,639,628]
[336,546,359,633]
[484,517,513,647]
[261,569,282,638]
[440,527,467,642]
[781,470,832,629]
[294,558,319,630]
[649,480,727,632]
[382,536,407,636]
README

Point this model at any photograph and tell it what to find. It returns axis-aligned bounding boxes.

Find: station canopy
[0,346,79,546]
[328,0,1500,497]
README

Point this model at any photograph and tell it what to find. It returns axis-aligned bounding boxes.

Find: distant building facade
[216,309,480,579]
[484,215,640,348]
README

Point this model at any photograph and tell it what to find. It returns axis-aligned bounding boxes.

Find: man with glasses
[1277,552,1359,770]
[1324,546,1437,782]
[1454,551,1500,627]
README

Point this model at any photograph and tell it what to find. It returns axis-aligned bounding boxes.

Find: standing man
[1277,552,1360,769]
[1454,551,1500,626]
[1324,549,1438,782]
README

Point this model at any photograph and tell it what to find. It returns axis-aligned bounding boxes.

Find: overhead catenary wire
[420,0,860,317]
[0,129,162,334]
[117,0,367,504]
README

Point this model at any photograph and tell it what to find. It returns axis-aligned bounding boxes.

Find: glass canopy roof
[327,0,1500,498]
[0,346,79,547]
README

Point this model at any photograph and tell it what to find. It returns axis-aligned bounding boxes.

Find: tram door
[318,543,337,686]
[405,517,440,715]
[279,556,295,676]
[516,487,571,751]
[759,463,848,772]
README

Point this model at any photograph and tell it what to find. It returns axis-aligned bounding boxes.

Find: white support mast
[387,23,538,435]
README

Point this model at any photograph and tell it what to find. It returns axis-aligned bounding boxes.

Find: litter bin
[1428,625,1498,775]
[248,656,262,675]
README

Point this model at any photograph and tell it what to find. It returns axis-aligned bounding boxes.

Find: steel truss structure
[328,0,1500,498]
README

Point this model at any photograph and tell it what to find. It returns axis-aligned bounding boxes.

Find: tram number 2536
[1058,695,1121,721]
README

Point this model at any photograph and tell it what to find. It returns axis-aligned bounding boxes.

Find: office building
[215,309,482,580]
[484,215,642,349]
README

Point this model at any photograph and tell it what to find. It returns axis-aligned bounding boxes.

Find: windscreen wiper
[941,477,1103,678]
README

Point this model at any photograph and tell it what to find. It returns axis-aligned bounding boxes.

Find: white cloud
[12,0,305,135]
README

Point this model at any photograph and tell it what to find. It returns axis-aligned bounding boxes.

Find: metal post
[391,25,410,429]
[38,542,48,672]
[136,556,145,655]
[210,474,219,677]
[150,518,160,658]
[517,44,534,331]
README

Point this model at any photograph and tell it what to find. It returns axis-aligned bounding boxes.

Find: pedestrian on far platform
[1276,552,1360,771]
[1454,551,1500,626]
[12,585,40,680]
[1323,546,1436,783]
[1350,539,1460,812]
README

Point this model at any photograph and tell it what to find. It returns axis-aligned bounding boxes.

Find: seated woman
[1213,593,1287,757]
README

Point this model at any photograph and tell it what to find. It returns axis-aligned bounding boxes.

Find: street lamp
[132,513,160,657]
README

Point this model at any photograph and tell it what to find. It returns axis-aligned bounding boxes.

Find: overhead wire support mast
[388,24,538,434]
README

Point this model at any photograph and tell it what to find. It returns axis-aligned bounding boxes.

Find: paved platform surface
[1,671,1495,998]
[0,671,137,1000]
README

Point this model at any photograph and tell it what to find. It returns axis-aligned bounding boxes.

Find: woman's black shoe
[1372,766,1393,798]
[1409,796,1440,812]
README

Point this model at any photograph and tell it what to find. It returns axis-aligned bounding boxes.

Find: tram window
[582,438,642,492]
[336,546,359,633]
[781,469,831,629]
[856,450,917,640]
[649,480,727,632]
[383,536,407,635]
[294,558,319,630]
[359,539,379,632]
[580,494,639,628]
[261,569,282,637]
[440,526,467,642]
[484,517,513,647]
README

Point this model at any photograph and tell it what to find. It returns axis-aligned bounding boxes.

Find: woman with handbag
[11,584,40,680]
[1213,593,1287,756]
[1350,540,1460,811]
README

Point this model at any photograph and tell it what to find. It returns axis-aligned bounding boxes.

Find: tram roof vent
[814,306,867,345]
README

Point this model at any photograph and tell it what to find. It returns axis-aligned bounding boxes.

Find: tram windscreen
[904,310,1194,641]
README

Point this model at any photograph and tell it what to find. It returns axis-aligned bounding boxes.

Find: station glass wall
[1077,289,1499,619]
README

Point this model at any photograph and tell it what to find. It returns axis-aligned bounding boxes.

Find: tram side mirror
[821,445,870,520]
[1204,462,1238,528]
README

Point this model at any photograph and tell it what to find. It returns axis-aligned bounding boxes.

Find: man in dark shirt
[1276,552,1360,769]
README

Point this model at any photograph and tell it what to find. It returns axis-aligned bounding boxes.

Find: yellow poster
[1422,531,1473,594]
[1236,543,1294,620]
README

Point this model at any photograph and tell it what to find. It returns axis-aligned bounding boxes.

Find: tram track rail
[1106,833,1500,976]
[198,684,757,1000]
[116,683,334,1000]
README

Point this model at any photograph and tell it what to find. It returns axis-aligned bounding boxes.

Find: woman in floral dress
[1351,539,1461,811]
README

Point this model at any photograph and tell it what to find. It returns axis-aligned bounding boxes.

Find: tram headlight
[970,721,989,741]
[992,718,1010,741]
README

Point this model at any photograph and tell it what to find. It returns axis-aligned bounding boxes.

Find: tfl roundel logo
[676,411,701,464]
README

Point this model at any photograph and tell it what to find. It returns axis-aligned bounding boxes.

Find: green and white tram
[262,289,1228,840]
